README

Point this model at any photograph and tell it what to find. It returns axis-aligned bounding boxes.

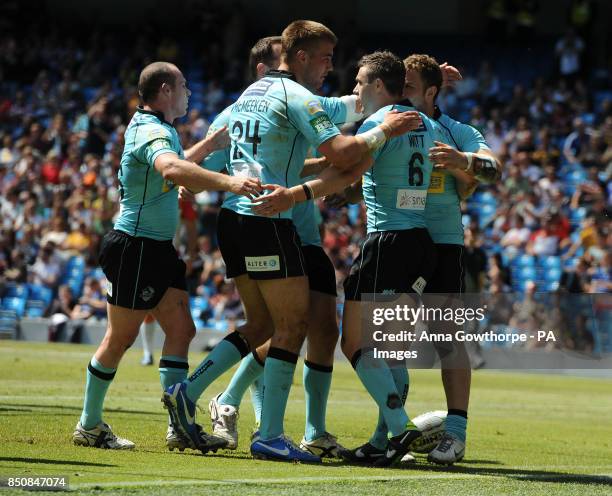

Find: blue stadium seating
[27,284,53,306]
[25,300,46,318]
[1,296,26,317]
[4,283,29,299]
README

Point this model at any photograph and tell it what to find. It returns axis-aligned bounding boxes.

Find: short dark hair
[357,51,406,98]
[403,54,442,100]
[281,20,337,63]
[249,36,282,78]
[138,62,178,103]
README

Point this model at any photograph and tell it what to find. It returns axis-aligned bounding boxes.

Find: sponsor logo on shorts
[411,276,427,296]
[245,255,280,272]
[106,281,113,297]
[309,115,334,134]
[140,286,155,302]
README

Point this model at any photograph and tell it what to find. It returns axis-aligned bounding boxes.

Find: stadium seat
[25,300,46,318]
[540,255,562,270]
[1,296,26,317]
[3,283,29,299]
[516,266,537,280]
[0,310,18,338]
[67,256,86,269]
[67,278,83,297]
[512,254,536,268]
[27,284,53,306]
[544,267,562,282]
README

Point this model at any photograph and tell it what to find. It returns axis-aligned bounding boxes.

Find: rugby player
[329,55,502,466]
[72,61,261,451]
[202,36,362,458]
[163,21,422,462]
[406,54,501,465]
[253,50,443,467]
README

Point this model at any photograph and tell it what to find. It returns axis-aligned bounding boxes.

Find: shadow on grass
[0,457,116,467]
[0,403,163,416]
[335,460,612,487]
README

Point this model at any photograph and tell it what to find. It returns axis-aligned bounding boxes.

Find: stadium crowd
[0,10,610,346]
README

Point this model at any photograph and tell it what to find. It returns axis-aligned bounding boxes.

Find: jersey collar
[136,106,173,126]
[396,98,414,108]
[264,69,297,81]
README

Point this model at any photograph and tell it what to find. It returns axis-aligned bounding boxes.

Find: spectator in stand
[563,116,590,164]
[555,28,585,83]
[501,214,531,258]
[589,251,611,293]
[30,243,61,290]
[527,215,561,256]
[46,284,78,342]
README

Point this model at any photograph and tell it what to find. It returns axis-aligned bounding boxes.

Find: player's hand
[228,176,262,199]
[355,96,364,115]
[178,186,196,202]
[429,141,469,171]
[440,62,462,88]
[382,110,422,137]
[205,125,230,152]
[251,184,294,216]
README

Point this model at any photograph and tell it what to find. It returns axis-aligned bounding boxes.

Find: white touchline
[70,473,612,489]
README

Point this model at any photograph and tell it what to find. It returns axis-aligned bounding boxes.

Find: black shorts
[426,244,465,294]
[99,229,186,310]
[217,208,306,280]
[302,245,337,296]
[343,228,436,301]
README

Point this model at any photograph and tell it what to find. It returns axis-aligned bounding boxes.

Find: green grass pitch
[1,341,611,495]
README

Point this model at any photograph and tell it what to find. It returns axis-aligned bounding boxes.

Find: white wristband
[464,152,474,171]
[360,126,387,151]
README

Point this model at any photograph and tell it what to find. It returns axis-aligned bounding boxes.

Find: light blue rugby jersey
[425,109,490,245]
[204,75,352,245]
[114,108,184,240]
[226,70,340,219]
[360,100,442,233]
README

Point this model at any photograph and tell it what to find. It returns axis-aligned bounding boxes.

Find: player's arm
[153,152,261,198]
[252,157,372,216]
[429,141,502,184]
[317,110,421,170]
[300,156,330,178]
[184,125,230,163]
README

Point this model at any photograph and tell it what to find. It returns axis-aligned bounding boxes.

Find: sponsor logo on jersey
[396,189,427,210]
[309,115,334,134]
[427,172,446,194]
[243,79,274,97]
[149,138,172,153]
[147,128,168,140]
[306,99,324,115]
[245,255,280,272]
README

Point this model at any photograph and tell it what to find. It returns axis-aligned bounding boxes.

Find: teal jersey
[227,70,340,219]
[425,111,490,245]
[204,94,350,246]
[289,96,353,247]
[114,108,183,241]
[360,101,441,233]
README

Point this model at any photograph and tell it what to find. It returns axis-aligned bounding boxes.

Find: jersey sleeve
[134,124,177,166]
[455,122,490,153]
[287,84,340,148]
[201,109,231,172]
[318,95,364,125]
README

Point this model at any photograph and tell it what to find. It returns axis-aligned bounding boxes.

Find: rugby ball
[409,410,447,454]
